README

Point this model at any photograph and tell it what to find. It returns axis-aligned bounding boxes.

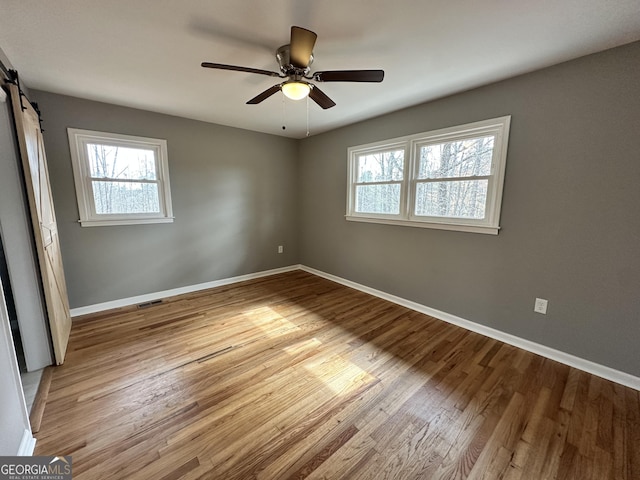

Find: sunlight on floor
[283,337,323,355]
[248,307,377,395]
[244,306,302,337]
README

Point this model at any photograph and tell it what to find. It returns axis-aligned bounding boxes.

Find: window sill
[345,215,500,235]
[79,217,174,227]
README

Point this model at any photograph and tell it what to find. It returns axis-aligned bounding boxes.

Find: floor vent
[137,299,163,309]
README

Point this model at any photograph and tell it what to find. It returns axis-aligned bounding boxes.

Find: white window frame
[347,141,409,221]
[346,116,511,235]
[67,128,174,227]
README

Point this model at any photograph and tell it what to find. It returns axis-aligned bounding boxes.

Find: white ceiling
[1,1,640,139]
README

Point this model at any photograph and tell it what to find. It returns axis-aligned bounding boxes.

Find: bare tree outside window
[415,136,494,219]
[87,144,160,214]
[355,149,404,214]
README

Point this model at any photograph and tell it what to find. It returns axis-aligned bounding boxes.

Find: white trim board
[70,264,639,391]
[17,429,36,456]
[299,266,640,391]
[69,265,301,317]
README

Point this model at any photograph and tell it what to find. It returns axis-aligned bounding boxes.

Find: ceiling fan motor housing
[276,45,313,76]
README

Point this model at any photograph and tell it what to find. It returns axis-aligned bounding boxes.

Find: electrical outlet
[534,298,548,315]
[278,245,283,254]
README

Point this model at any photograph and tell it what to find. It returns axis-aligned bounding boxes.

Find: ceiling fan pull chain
[306,95,310,137]
[281,91,286,130]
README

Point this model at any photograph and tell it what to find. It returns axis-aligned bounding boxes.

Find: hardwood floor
[35,271,639,479]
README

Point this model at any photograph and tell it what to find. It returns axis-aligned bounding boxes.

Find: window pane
[87,144,157,180]
[357,150,404,183]
[418,136,494,179]
[92,181,160,214]
[415,180,488,219]
[355,184,401,214]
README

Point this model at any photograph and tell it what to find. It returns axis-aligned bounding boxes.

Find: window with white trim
[67,128,173,227]
[346,116,511,234]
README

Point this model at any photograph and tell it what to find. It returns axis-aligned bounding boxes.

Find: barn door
[8,83,71,365]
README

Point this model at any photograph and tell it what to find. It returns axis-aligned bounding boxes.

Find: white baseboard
[70,265,301,317]
[300,265,640,391]
[17,429,36,456]
[69,263,639,391]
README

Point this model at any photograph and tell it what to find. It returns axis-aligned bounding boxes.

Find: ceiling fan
[201,26,384,109]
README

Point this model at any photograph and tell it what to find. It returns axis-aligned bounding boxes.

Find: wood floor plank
[29,365,54,433]
[33,271,639,479]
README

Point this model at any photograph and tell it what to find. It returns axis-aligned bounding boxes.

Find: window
[353,145,406,216]
[347,116,511,234]
[67,129,173,226]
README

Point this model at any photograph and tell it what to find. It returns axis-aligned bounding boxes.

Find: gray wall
[298,41,640,377]
[32,92,299,309]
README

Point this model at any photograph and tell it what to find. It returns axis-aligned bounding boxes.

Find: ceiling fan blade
[313,70,385,82]
[201,62,281,78]
[290,26,317,68]
[246,84,282,104]
[309,85,336,109]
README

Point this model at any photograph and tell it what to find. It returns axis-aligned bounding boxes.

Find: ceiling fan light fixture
[281,81,310,100]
